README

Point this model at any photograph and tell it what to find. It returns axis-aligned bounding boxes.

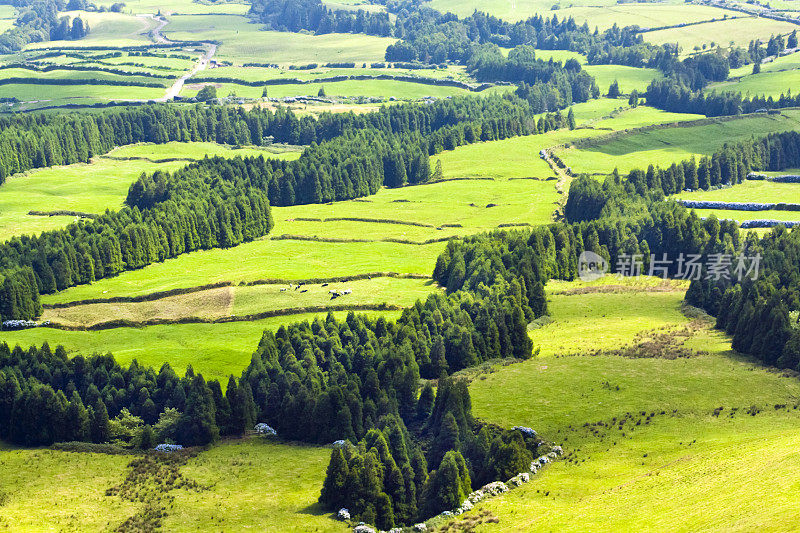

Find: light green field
[560,110,800,175]
[675,180,800,204]
[27,10,156,48]
[644,16,797,53]
[691,208,800,223]
[557,4,733,31]
[0,143,299,241]
[729,51,800,78]
[0,310,401,383]
[40,239,443,304]
[0,159,186,240]
[529,279,689,357]
[0,439,346,532]
[0,83,165,106]
[588,105,705,131]
[708,68,800,98]
[184,79,477,99]
[107,141,302,160]
[191,65,471,83]
[582,64,661,95]
[471,413,800,532]
[94,0,251,15]
[426,0,618,21]
[164,439,345,532]
[0,447,138,531]
[42,277,436,328]
[162,15,397,65]
[531,49,587,64]
[0,66,170,86]
[455,277,800,531]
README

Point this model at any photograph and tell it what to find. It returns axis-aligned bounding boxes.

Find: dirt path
[540,149,572,219]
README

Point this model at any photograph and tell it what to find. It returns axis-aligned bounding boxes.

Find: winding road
[138,13,217,102]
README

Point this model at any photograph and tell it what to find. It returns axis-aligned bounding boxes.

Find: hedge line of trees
[646,76,800,117]
[248,0,393,36]
[565,130,800,220]
[0,104,317,183]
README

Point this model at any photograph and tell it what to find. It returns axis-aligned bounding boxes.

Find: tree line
[565,130,800,220]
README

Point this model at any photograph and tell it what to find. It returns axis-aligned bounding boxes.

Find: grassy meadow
[42,276,437,328]
[0,446,139,531]
[559,110,800,175]
[162,15,396,65]
[0,142,300,241]
[452,276,800,531]
[644,16,797,53]
[183,79,480,100]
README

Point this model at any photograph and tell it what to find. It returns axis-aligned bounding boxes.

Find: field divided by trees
[2,0,800,530]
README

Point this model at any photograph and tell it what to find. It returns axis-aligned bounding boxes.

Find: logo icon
[578,251,608,282]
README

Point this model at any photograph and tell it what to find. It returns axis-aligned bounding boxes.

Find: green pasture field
[324,0,386,13]
[93,0,251,15]
[27,11,157,48]
[0,5,14,33]
[162,15,397,65]
[0,446,138,531]
[41,277,436,328]
[532,49,587,64]
[163,439,345,532]
[556,3,733,31]
[588,105,705,130]
[675,180,800,204]
[0,83,165,107]
[582,64,661,94]
[0,143,298,241]
[708,68,800,98]
[528,279,689,357]
[273,175,562,240]
[183,79,479,100]
[40,239,443,304]
[559,110,800,175]
[470,413,800,532]
[690,208,800,223]
[107,140,302,160]
[452,276,800,530]
[426,0,618,22]
[0,439,347,532]
[0,310,402,383]
[0,66,171,86]
[191,65,472,83]
[644,16,798,53]
[729,50,800,78]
